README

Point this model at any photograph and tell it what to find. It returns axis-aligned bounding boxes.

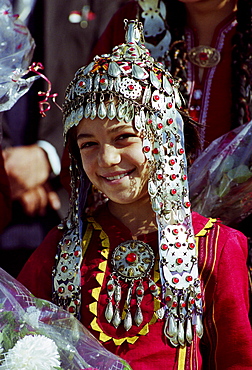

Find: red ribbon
[28,62,62,117]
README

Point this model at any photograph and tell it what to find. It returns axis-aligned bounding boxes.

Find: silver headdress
[54,19,203,347]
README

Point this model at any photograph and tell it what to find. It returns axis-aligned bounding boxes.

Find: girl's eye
[79,141,97,149]
[117,133,138,141]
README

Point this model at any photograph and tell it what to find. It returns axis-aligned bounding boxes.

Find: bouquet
[0,268,131,370]
[188,121,252,225]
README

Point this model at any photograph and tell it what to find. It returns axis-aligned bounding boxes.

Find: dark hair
[166,0,252,128]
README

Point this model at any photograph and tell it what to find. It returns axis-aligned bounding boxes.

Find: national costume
[18,18,252,370]
[18,204,252,369]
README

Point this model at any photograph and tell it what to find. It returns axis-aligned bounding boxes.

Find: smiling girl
[18,19,252,370]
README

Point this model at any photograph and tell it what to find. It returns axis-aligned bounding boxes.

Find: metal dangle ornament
[61,18,204,347]
[188,45,221,68]
[105,240,158,331]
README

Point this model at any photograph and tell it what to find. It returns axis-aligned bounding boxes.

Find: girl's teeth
[106,173,127,180]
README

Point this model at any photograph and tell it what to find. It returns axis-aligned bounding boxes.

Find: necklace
[105,240,158,331]
[188,45,221,68]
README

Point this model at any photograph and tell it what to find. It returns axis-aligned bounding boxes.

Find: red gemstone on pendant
[168,118,173,125]
[172,277,179,284]
[190,298,195,305]
[186,275,193,282]
[128,84,134,90]
[74,250,81,257]
[147,119,152,125]
[182,174,187,181]
[196,293,202,299]
[172,301,178,308]
[176,258,183,265]
[100,78,106,84]
[167,102,173,109]
[69,306,75,314]
[169,142,174,148]
[143,146,150,153]
[58,287,65,293]
[185,202,191,208]
[170,189,177,195]
[181,302,186,308]
[107,284,114,291]
[136,288,144,296]
[161,244,168,251]
[126,252,137,263]
[79,81,85,87]
[153,95,160,101]
[178,148,185,155]
[61,266,68,272]
[74,299,80,306]
[65,239,71,245]
[62,253,69,259]
[173,229,179,235]
[165,295,172,302]
[68,284,74,292]
[188,243,195,250]
[157,174,163,180]
[199,52,208,61]
[170,174,177,181]
[157,123,163,129]
[152,148,159,154]
[175,242,181,248]
[169,159,176,166]
[150,284,157,291]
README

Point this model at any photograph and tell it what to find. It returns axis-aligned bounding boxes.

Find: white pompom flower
[0,334,61,370]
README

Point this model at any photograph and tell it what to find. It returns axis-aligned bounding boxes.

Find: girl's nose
[98,144,121,167]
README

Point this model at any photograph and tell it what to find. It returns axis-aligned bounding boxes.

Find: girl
[18,19,252,369]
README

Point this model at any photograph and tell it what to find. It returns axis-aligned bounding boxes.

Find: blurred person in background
[0,0,128,277]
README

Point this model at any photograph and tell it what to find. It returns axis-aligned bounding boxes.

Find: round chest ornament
[105,240,158,331]
[111,240,154,281]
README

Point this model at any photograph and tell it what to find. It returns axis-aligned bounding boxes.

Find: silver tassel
[178,321,185,346]
[107,101,117,120]
[98,101,107,119]
[105,301,114,323]
[112,307,121,328]
[134,306,143,326]
[84,100,91,118]
[186,318,193,344]
[90,102,97,120]
[166,315,177,338]
[124,310,133,331]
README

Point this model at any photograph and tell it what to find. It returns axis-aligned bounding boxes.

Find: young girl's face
[76,117,150,206]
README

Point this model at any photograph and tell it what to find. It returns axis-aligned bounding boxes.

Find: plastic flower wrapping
[188,120,252,225]
[0,268,132,370]
[0,0,37,112]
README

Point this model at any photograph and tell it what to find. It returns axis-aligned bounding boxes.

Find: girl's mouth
[103,170,134,181]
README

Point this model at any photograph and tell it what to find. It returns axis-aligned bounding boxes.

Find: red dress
[18,204,252,369]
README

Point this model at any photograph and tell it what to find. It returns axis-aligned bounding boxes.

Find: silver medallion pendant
[105,240,157,331]
[112,240,154,280]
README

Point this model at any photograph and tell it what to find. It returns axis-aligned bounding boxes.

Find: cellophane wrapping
[0,268,131,370]
[0,0,37,112]
[189,121,252,225]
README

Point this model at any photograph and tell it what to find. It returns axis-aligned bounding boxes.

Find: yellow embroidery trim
[178,346,187,370]
[85,217,159,345]
[85,216,216,348]
[195,218,217,237]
